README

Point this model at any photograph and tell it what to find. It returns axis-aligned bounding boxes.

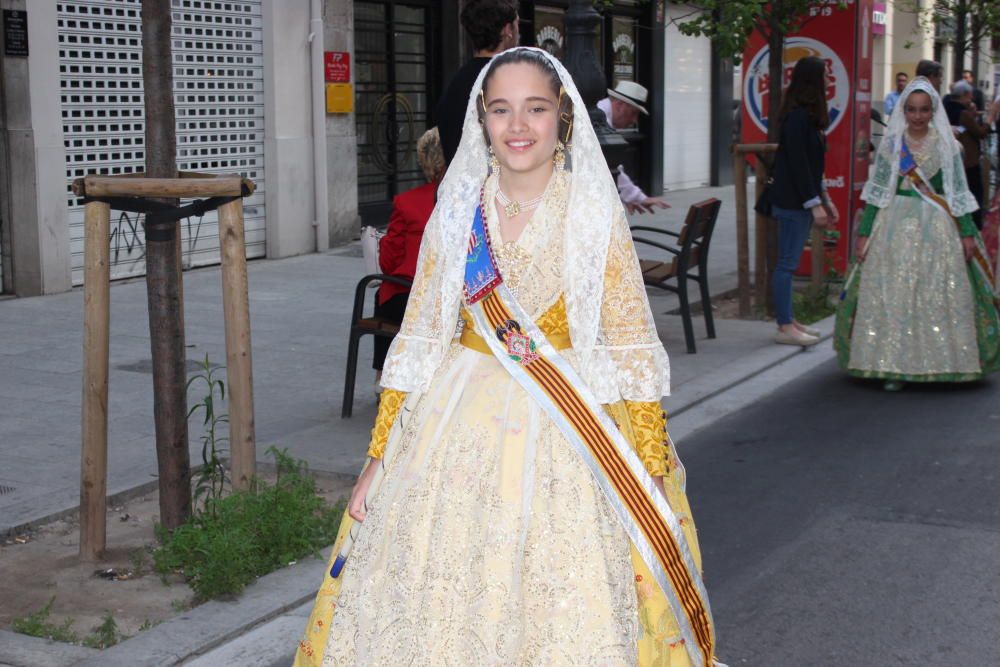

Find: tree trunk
[142,0,191,531]
[951,0,968,82]
[970,12,981,83]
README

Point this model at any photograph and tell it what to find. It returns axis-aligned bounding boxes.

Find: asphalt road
[684,359,1000,666]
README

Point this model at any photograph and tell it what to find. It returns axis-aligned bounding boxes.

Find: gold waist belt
[460,326,572,355]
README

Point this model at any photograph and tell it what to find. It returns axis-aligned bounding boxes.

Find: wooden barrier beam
[733,143,778,154]
[72,175,243,199]
[217,199,256,490]
[80,201,111,561]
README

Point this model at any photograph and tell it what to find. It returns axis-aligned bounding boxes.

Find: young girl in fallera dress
[835,77,1000,389]
[294,48,724,667]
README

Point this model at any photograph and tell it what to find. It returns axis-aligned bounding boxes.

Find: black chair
[630,198,722,354]
[341,274,412,418]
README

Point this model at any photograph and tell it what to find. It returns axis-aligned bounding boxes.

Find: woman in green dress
[835,77,1000,390]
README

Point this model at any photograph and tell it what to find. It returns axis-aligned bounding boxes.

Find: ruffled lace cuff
[367,389,407,459]
[603,344,672,402]
[380,335,445,393]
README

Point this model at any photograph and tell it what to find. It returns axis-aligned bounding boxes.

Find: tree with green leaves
[672,1,846,142]
[896,0,1000,82]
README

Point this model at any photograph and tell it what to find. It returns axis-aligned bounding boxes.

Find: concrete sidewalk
[0,182,836,667]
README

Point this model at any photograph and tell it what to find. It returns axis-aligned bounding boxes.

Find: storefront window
[534,5,565,60]
[611,15,637,85]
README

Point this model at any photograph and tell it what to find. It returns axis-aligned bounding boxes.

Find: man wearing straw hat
[598,81,670,215]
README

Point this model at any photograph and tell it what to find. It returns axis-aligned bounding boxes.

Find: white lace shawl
[380,47,671,403]
[862,77,979,216]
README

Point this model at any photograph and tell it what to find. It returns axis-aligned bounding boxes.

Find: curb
[2,479,161,541]
[74,549,330,667]
[667,312,837,420]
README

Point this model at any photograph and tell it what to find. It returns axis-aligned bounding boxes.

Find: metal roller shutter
[58,0,266,285]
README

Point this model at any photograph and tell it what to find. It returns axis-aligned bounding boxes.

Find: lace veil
[380,47,671,402]
[862,76,979,216]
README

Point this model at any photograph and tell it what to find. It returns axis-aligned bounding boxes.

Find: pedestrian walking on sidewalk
[835,77,1000,391]
[769,56,839,346]
[294,47,723,667]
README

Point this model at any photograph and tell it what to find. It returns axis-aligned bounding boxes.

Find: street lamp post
[563,0,628,168]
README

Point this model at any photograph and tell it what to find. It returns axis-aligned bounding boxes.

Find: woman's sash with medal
[464,204,717,666]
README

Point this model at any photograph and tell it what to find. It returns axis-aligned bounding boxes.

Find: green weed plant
[186,355,230,512]
[153,447,345,601]
[81,614,125,649]
[12,597,79,643]
[12,599,130,648]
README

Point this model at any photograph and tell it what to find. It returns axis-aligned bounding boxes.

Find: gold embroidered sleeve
[625,400,669,477]
[366,389,407,459]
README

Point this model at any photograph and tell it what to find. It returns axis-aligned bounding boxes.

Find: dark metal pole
[563,0,628,167]
[142,0,191,531]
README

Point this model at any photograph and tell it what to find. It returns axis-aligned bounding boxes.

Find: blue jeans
[772,205,814,326]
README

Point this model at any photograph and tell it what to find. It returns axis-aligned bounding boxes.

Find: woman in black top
[769,56,839,345]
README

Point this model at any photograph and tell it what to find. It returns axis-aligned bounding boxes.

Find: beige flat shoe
[775,328,819,346]
[794,322,821,337]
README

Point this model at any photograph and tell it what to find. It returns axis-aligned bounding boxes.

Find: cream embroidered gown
[296,172,704,666]
[835,128,1000,381]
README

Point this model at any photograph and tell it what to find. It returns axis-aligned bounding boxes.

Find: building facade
[871,2,997,113]
[0,0,731,297]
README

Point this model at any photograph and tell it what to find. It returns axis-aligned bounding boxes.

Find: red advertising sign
[741,0,875,275]
[325,51,350,83]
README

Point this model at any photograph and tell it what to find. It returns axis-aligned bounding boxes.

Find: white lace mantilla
[862,77,979,216]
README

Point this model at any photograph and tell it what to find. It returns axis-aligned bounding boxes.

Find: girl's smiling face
[903,90,933,133]
[482,62,560,180]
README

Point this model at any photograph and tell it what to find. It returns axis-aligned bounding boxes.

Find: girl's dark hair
[478,49,574,145]
[776,56,830,131]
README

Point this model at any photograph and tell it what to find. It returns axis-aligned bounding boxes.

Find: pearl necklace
[496,188,544,218]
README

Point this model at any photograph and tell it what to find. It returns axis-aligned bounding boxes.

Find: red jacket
[377,181,437,305]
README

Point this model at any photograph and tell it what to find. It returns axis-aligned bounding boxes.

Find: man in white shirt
[597,81,669,215]
[883,71,908,117]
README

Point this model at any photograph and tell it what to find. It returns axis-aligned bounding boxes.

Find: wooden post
[80,201,111,561]
[810,226,824,288]
[217,199,256,490]
[732,150,751,318]
[753,160,769,309]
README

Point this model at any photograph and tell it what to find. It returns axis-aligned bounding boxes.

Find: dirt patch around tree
[0,470,353,647]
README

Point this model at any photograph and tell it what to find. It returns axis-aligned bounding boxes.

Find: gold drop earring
[553,141,566,172]
[488,146,500,176]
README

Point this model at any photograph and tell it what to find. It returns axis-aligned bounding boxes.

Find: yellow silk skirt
[295,344,703,666]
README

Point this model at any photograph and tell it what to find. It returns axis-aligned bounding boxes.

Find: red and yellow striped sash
[478,291,716,664]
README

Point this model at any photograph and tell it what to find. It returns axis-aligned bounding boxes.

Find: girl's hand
[855,235,868,262]
[962,237,976,262]
[653,475,666,498]
[348,459,380,522]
